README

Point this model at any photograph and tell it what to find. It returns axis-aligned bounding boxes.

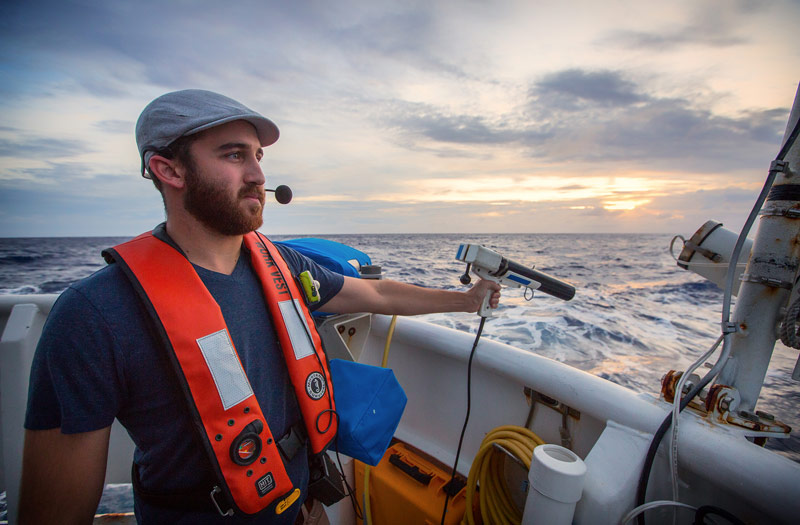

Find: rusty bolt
[719,395,732,412]
[739,410,760,423]
[756,410,775,421]
[682,374,699,395]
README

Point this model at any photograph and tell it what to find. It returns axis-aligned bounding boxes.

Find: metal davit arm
[716,83,800,411]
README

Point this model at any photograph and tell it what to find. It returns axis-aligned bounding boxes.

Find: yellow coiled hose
[462,425,545,525]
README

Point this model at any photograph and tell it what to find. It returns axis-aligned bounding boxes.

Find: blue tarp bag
[329,359,407,466]
[276,238,371,278]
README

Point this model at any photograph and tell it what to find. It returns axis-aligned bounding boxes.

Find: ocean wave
[39,280,78,293]
[0,254,47,266]
[0,284,42,294]
[654,280,722,297]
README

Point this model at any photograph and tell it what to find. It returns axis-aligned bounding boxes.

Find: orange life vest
[104,230,337,516]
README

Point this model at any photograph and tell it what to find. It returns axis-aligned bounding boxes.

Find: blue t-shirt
[25,233,345,524]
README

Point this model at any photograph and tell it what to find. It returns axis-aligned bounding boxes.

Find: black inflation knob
[460,263,472,285]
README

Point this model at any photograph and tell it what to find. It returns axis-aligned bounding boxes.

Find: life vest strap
[131,422,309,513]
[277,421,308,464]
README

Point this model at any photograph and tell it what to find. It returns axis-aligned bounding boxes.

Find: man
[19,90,500,524]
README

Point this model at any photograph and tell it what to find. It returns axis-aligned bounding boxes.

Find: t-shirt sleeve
[275,244,346,312]
[25,286,123,434]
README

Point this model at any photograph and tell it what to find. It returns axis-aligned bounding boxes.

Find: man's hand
[465,278,502,314]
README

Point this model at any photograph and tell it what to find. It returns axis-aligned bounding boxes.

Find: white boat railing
[0,295,135,523]
[3,301,800,523]
[357,314,800,524]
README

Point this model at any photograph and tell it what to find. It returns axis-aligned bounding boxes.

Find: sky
[0,0,799,237]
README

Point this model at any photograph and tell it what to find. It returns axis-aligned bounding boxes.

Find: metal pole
[716,83,800,410]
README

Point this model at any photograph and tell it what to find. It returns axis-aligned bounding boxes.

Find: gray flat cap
[136,89,280,177]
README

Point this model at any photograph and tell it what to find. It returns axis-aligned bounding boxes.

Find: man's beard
[183,165,265,236]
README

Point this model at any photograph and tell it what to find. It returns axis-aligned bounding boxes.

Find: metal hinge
[740,274,793,290]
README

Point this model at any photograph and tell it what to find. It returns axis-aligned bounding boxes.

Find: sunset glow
[1,1,797,236]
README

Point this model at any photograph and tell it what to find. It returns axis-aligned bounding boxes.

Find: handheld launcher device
[455,244,576,317]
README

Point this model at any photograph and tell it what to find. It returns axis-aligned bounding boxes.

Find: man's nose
[244,155,266,186]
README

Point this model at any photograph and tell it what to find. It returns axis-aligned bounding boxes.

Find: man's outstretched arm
[321,276,500,316]
[18,426,111,525]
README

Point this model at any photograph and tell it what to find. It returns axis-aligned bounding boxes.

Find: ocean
[1,233,799,517]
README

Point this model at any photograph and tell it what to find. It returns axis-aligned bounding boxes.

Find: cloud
[643,186,764,233]
[526,72,789,171]
[601,28,746,51]
[379,68,789,174]
[0,2,313,99]
[325,7,476,83]
[0,134,92,159]
[0,1,470,106]
[572,99,787,170]
[3,163,85,188]
[534,69,648,108]
[94,120,133,134]
[0,186,162,237]
[598,0,758,51]
[386,101,526,145]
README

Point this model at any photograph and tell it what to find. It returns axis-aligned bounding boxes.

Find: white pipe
[523,444,587,525]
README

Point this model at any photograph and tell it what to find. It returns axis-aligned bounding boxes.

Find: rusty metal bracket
[705,384,740,422]
[660,370,707,411]
[523,387,580,449]
[661,377,792,438]
[683,240,722,262]
[705,385,793,437]
[524,388,580,419]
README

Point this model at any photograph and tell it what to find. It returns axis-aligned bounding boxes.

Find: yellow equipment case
[355,441,468,525]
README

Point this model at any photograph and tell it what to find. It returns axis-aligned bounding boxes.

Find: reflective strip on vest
[196,329,254,410]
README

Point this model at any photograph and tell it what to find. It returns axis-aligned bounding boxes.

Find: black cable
[635,372,712,525]
[440,315,487,525]
[326,412,363,521]
[693,505,747,525]
[635,110,800,525]
[777,112,800,162]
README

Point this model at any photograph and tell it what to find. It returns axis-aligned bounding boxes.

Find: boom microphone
[266,184,292,204]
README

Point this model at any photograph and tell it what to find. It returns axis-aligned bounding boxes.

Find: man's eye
[227,152,242,160]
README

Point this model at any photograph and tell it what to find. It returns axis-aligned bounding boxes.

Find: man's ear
[148,155,186,190]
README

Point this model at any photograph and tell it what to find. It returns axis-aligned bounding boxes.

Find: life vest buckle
[277,422,307,462]
[210,486,234,517]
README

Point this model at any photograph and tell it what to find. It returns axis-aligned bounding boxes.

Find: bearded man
[19,90,499,524]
